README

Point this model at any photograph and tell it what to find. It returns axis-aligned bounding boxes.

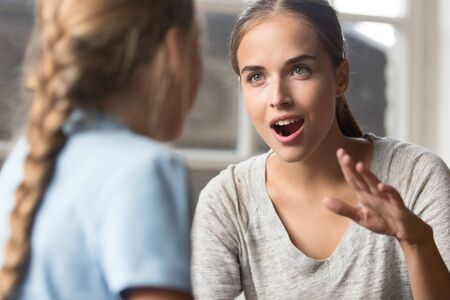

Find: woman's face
[237,15,347,162]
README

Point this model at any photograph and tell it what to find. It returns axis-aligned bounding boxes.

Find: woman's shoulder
[193,152,269,241]
[366,133,449,209]
[195,152,269,223]
[200,152,268,198]
[366,133,448,175]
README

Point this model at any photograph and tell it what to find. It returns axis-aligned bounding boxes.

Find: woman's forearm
[400,225,450,300]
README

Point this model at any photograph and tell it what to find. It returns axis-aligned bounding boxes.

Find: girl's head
[0,0,200,296]
[25,0,201,141]
[230,0,362,161]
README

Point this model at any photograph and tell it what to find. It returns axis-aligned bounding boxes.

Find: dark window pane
[176,12,239,150]
[0,1,32,140]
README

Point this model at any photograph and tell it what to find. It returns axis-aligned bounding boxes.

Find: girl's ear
[336,59,350,96]
[165,26,184,80]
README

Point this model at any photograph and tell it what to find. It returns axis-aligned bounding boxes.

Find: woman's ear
[165,26,183,80]
[336,59,350,96]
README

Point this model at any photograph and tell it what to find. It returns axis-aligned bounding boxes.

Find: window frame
[0,0,435,169]
[176,0,431,170]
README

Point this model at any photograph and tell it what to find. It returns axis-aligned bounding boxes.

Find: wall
[437,0,450,166]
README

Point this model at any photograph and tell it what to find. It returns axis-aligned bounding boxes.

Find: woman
[192,0,450,299]
[0,0,201,299]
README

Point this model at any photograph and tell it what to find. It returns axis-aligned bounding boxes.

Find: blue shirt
[0,111,192,299]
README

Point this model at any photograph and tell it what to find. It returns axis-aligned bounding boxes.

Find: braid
[0,2,74,298]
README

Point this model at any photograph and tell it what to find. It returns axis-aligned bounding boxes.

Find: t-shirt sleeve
[191,170,243,300]
[405,151,450,268]
[96,151,192,295]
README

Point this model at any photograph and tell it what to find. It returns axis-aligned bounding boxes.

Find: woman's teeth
[275,118,300,126]
[272,119,304,137]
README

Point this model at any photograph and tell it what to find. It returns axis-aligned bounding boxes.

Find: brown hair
[0,0,196,298]
[229,0,362,137]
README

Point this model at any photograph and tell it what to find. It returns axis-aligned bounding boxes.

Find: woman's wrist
[397,214,434,252]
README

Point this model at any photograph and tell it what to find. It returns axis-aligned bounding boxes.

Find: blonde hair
[230,0,362,137]
[0,0,195,297]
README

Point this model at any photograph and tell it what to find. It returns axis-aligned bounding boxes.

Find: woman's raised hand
[323,148,432,246]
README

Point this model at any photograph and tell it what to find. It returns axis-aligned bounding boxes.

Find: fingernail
[356,162,364,170]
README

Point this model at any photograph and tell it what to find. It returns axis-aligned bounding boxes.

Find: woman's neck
[267,125,372,191]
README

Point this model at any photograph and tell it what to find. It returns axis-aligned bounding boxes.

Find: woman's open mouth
[270,118,305,143]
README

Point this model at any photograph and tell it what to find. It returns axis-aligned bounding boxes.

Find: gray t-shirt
[191,134,450,300]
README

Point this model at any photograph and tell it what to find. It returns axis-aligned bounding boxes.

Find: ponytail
[335,95,362,137]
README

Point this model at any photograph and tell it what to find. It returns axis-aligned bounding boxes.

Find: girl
[0,0,201,299]
[192,0,450,299]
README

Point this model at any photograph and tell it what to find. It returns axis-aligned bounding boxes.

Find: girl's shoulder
[61,109,184,173]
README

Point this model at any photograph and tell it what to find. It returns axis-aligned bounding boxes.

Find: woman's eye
[248,73,264,83]
[292,65,310,76]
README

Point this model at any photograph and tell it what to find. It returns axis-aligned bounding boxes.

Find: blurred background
[0,0,449,204]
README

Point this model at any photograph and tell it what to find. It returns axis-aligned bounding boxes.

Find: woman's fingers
[337,148,370,192]
[377,183,398,197]
[355,162,382,196]
[328,152,409,236]
[377,183,405,208]
[336,148,406,223]
[323,196,361,222]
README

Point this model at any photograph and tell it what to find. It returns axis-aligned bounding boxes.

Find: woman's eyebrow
[240,65,265,75]
[240,54,317,74]
[286,54,316,65]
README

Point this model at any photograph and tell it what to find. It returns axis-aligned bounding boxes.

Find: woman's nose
[270,79,293,108]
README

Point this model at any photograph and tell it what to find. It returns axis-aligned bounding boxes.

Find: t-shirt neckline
[255,134,383,273]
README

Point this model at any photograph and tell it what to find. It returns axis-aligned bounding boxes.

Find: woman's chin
[272,146,310,164]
